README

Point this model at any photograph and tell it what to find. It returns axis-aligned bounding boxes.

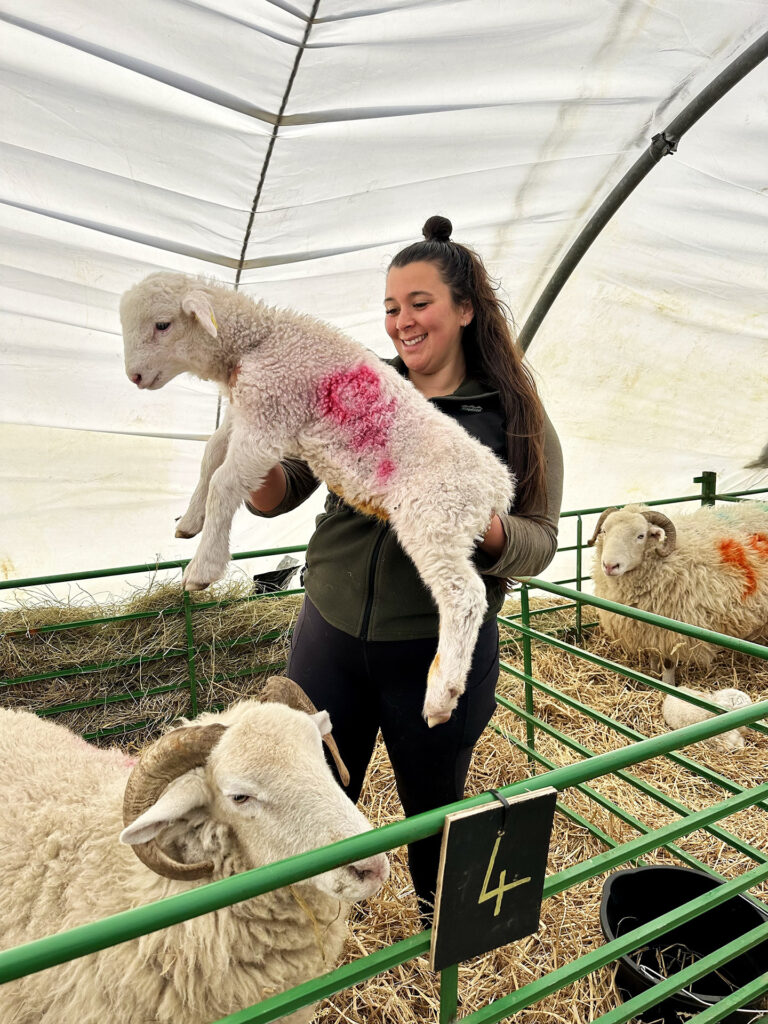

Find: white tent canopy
[2,1,767,589]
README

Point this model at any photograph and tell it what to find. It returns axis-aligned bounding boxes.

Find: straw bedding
[2,583,766,1022]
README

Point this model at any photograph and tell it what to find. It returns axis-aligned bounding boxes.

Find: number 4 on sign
[478,834,531,916]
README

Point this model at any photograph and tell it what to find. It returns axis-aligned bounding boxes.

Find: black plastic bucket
[600,866,768,1024]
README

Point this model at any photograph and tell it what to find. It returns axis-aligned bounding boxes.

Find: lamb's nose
[130,373,142,385]
[603,561,620,575]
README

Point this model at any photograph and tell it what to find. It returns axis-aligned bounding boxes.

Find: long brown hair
[388,215,547,513]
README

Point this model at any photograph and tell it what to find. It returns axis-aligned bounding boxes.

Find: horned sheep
[588,502,768,686]
[0,678,389,1024]
[119,272,514,727]
[662,685,753,751]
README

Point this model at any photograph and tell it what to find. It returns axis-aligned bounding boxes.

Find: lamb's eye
[230,794,250,804]
[155,321,171,331]
[637,533,645,540]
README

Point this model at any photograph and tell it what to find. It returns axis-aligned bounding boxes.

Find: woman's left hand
[477,514,505,558]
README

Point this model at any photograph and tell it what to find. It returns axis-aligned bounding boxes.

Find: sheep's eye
[230,794,250,804]
[155,321,171,331]
[637,533,646,540]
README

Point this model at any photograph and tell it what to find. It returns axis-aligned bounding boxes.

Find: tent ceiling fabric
[1,0,766,586]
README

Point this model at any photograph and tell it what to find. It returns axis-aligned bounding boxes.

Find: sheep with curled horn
[587,502,768,688]
[0,677,388,1024]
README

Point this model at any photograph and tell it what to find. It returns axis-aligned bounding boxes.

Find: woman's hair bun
[422,215,452,243]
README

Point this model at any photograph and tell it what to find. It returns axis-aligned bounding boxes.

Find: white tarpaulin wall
[1,0,767,589]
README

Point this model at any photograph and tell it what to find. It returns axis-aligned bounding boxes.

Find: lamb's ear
[120,772,210,846]
[310,709,333,738]
[181,290,218,338]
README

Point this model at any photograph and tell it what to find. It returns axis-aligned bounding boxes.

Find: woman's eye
[413,302,427,309]
[230,794,250,804]
[384,308,397,317]
[155,321,171,331]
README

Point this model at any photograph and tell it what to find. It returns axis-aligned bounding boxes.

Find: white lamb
[588,502,768,685]
[120,272,514,727]
[662,685,753,751]
[0,678,389,1024]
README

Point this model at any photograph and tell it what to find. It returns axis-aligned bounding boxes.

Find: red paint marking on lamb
[317,365,397,455]
[376,458,396,484]
[718,538,758,599]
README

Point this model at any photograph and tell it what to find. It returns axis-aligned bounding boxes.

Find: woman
[247,216,563,920]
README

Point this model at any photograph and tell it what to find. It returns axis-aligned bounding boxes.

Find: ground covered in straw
[2,584,766,1022]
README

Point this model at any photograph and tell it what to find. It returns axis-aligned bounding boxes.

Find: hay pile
[2,585,767,1021]
[0,577,301,744]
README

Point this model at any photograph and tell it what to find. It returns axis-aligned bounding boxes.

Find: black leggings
[286,597,499,911]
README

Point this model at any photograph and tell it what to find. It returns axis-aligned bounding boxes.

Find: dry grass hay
[2,585,767,1021]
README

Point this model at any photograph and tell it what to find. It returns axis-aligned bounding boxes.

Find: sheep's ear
[310,709,333,737]
[120,773,210,846]
[181,290,218,338]
[648,525,666,545]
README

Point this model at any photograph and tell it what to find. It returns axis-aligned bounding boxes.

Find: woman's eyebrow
[383,290,434,304]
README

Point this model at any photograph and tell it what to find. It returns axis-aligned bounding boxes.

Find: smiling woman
[248,214,564,922]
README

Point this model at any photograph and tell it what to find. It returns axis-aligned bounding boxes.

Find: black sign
[430,787,557,970]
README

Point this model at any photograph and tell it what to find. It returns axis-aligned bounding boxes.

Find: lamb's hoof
[182,560,225,591]
[183,577,211,592]
[175,514,203,539]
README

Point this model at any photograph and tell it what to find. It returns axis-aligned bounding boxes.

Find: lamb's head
[588,505,677,577]
[120,272,220,391]
[119,677,389,902]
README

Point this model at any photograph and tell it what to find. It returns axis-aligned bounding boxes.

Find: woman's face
[384,261,473,379]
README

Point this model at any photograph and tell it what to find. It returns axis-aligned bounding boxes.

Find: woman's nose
[396,310,413,330]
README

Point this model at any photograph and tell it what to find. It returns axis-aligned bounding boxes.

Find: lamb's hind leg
[394,517,488,727]
[176,408,234,539]
[182,437,277,591]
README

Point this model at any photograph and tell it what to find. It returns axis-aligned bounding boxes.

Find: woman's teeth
[402,334,426,347]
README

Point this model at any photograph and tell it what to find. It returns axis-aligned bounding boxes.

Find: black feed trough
[600,865,768,1023]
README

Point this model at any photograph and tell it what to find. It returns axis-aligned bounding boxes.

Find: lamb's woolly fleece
[120,273,515,725]
[662,685,753,751]
[591,503,768,672]
[0,706,377,1024]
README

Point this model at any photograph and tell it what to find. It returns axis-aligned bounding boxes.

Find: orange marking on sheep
[718,538,758,599]
[747,533,768,559]
[228,364,241,390]
[328,484,389,522]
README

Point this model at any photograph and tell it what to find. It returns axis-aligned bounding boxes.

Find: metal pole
[518,29,768,351]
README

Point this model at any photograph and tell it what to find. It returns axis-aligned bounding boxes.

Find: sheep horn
[261,675,351,787]
[122,724,227,880]
[587,507,619,547]
[643,510,677,555]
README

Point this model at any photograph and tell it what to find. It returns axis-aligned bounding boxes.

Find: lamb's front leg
[176,410,233,539]
[182,447,275,591]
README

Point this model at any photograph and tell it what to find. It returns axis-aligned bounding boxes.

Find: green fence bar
[520,586,535,756]
[517,578,768,662]
[439,962,460,1024]
[496,696,765,871]
[182,587,199,717]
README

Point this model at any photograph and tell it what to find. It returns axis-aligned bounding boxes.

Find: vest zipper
[359,524,388,640]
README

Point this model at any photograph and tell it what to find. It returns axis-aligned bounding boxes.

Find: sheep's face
[120,274,218,391]
[122,702,389,902]
[596,510,667,577]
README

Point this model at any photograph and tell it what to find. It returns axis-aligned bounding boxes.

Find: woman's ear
[461,301,474,327]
